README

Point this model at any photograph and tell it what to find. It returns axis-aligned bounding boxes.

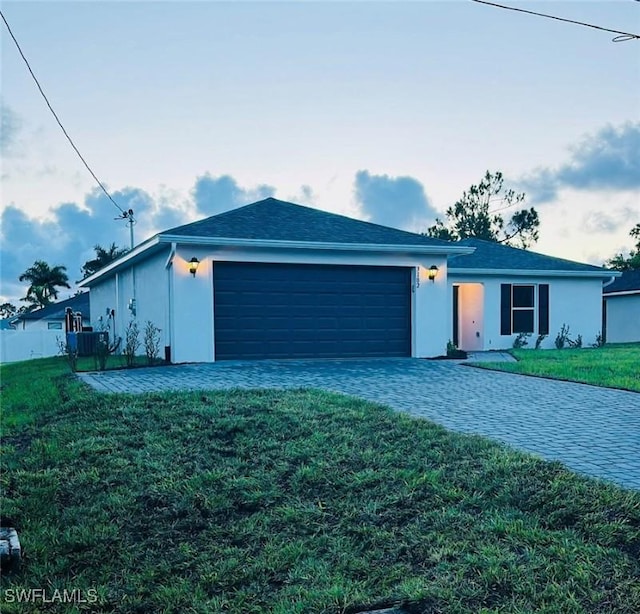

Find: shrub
[513,332,531,349]
[92,315,122,371]
[555,324,571,349]
[446,340,467,359]
[123,320,140,368]
[56,336,78,372]
[144,320,162,366]
[94,332,121,371]
[567,334,583,349]
[592,331,605,348]
[535,334,547,349]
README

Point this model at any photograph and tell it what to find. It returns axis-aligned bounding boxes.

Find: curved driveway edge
[78,358,640,490]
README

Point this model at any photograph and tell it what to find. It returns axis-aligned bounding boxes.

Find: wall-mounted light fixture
[188,257,200,277]
[428,265,439,282]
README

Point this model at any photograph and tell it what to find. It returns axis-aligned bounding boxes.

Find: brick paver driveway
[79,358,640,490]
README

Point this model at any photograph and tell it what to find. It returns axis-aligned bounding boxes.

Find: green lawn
[474,343,640,392]
[1,358,639,613]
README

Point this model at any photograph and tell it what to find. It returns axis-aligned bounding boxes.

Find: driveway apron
[79,359,640,490]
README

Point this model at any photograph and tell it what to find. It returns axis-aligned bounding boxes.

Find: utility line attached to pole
[0,9,137,245]
[470,0,640,42]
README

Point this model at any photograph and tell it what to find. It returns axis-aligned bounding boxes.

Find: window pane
[47,322,63,330]
[513,285,534,308]
[513,309,534,333]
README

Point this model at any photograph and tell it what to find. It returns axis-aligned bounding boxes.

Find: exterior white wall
[15,319,59,331]
[413,259,449,358]
[449,274,605,350]
[605,294,640,343]
[170,245,450,363]
[0,330,63,363]
[18,318,88,332]
[89,250,170,357]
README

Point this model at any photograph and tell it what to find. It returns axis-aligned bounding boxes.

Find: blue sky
[1,0,639,303]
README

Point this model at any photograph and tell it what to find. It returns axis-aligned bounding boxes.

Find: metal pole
[128,211,135,249]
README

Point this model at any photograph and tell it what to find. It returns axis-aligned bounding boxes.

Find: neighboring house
[78,198,616,362]
[447,239,618,351]
[9,292,91,331]
[0,293,91,363]
[603,270,640,343]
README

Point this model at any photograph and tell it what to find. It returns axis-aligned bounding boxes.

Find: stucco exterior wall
[605,294,640,343]
[450,275,605,350]
[89,250,170,356]
[170,245,449,363]
[16,319,63,331]
[13,317,88,332]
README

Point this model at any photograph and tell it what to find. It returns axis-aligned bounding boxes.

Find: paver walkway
[79,358,640,490]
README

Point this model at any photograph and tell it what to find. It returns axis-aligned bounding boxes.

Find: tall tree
[0,302,17,319]
[81,243,129,278]
[19,260,70,309]
[425,170,540,249]
[606,224,640,271]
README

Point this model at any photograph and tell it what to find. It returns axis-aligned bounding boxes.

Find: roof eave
[78,235,162,287]
[158,234,475,255]
[603,289,640,297]
[448,267,619,278]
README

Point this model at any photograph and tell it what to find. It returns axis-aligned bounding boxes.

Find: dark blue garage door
[213,262,411,360]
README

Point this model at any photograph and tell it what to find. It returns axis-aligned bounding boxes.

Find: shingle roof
[448,238,609,273]
[17,292,90,321]
[603,269,640,294]
[163,197,453,247]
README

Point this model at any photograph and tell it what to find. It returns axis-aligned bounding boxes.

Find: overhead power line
[471,0,640,42]
[0,9,127,215]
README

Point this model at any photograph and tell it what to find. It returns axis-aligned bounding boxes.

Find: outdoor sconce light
[428,265,439,282]
[188,257,200,277]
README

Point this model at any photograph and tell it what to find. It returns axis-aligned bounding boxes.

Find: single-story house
[447,238,618,351]
[79,198,616,362]
[603,269,640,343]
[9,292,91,332]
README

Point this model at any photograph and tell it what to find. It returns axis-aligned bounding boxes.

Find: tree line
[1,171,638,319]
[0,243,128,318]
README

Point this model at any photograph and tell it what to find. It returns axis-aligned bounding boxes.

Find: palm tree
[19,260,71,309]
[81,243,129,278]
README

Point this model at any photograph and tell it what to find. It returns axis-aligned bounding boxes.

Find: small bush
[555,324,571,349]
[592,331,605,348]
[513,332,531,349]
[56,336,78,372]
[144,320,162,366]
[567,333,583,349]
[535,334,547,349]
[123,320,140,368]
[446,340,467,359]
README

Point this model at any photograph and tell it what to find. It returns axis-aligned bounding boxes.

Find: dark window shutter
[500,284,512,335]
[453,285,459,347]
[538,284,549,335]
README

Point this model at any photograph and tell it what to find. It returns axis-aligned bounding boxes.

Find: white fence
[0,330,64,364]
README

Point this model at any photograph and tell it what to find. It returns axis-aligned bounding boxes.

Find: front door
[454,283,484,351]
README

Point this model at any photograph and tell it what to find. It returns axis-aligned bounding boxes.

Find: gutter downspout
[603,275,617,289]
[164,243,176,363]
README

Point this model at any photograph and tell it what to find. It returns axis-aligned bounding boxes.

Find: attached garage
[213,262,411,360]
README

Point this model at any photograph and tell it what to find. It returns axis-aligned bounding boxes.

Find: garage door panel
[214,262,411,360]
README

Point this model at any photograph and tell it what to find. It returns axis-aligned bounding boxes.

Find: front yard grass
[1,357,639,613]
[474,343,640,392]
